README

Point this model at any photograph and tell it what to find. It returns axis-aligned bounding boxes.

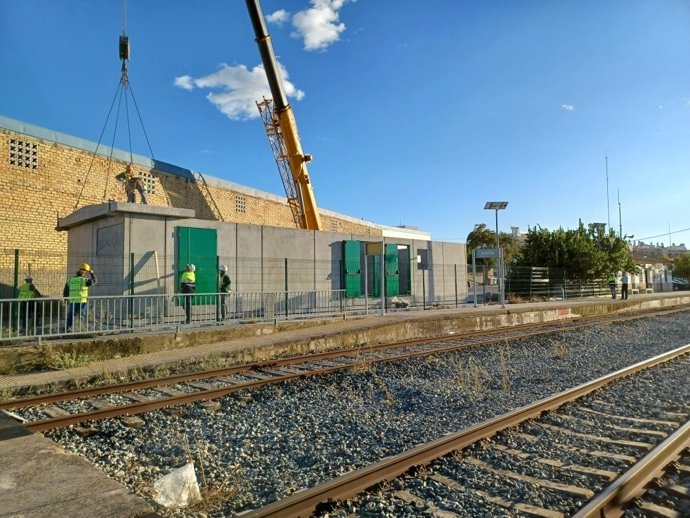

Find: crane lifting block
[119,35,130,61]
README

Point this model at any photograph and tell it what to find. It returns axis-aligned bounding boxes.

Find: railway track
[617,446,690,518]
[574,421,690,517]
[3,307,687,432]
[239,345,690,518]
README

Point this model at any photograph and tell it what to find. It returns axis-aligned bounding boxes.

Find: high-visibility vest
[68,276,88,303]
[18,282,36,299]
[608,276,616,285]
[180,270,196,293]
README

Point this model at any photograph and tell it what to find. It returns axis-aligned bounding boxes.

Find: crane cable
[73,0,159,210]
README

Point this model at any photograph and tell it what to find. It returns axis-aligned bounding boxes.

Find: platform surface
[0,427,153,518]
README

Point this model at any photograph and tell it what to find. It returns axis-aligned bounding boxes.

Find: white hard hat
[25,274,33,281]
[219,264,228,272]
[187,263,196,272]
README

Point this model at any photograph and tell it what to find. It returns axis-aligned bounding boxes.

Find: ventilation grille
[8,138,38,170]
[235,195,246,214]
[140,171,156,195]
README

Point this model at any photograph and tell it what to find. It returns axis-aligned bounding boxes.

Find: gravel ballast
[44,311,690,516]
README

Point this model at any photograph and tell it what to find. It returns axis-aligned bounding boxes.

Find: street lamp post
[484,201,508,308]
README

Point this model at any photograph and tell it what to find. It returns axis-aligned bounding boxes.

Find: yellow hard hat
[80,262,92,272]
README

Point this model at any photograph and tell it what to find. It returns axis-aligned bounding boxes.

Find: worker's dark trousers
[17,300,37,332]
[66,302,86,328]
[622,284,628,299]
[218,293,227,320]
[127,187,148,204]
[183,293,193,323]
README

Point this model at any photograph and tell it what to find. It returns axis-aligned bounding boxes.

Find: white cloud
[267,9,290,25]
[173,63,305,120]
[173,75,195,91]
[291,0,351,51]
[560,104,575,112]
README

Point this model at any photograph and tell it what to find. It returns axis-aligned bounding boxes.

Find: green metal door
[342,240,361,298]
[177,227,218,304]
[372,244,400,297]
[385,243,399,296]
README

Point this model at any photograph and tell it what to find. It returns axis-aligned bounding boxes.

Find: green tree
[673,253,690,280]
[466,224,521,268]
[516,221,636,281]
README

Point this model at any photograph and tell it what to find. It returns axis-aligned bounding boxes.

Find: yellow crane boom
[245,0,322,231]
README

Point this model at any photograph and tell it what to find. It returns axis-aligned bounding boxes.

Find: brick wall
[0,126,381,281]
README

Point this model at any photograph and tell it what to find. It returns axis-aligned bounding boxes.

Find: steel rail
[0,337,482,410]
[24,370,314,432]
[0,326,540,410]
[9,308,690,432]
[239,344,690,518]
[572,419,690,518]
[19,330,541,431]
[0,312,611,410]
[5,305,684,411]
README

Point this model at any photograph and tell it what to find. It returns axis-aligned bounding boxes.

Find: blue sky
[2,0,689,245]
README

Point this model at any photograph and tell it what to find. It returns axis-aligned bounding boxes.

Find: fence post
[529,266,533,299]
[284,258,288,319]
[364,256,368,316]
[472,253,477,308]
[563,269,567,300]
[216,255,220,322]
[13,249,19,297]
[454,264,458,307]
[504,263,508,299]
[11,249,19,332]
[129,252,134,329]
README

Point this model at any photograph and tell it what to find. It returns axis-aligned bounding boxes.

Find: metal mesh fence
[1,250,345,299]
[0,249,473,341]
[504,266,610,301]
[3,250,620,306]
[0,290,350,342]
[466,264,611,304]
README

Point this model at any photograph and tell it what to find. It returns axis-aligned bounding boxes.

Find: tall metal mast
[605,153,611,231]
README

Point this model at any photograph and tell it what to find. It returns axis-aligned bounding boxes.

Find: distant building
[510,226,528,243]
[632,241,687,258]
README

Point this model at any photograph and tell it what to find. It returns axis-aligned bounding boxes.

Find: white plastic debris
[152,462,201,508]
